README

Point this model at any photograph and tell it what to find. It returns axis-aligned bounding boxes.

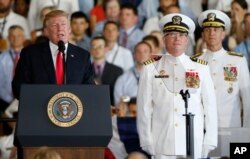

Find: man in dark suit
[12,10,95,99]
[90,36,123,106]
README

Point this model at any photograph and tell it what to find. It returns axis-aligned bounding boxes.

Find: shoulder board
[191,52,203,59]
[227,51,243,57]
[143,56,162,65]
[190,57,208,65]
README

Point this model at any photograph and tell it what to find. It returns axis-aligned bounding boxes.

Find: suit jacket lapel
[42,42,56,83]
[66,44,76,83]
[101,62,108,82]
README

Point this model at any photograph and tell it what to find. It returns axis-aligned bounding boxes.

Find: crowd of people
[0,0,250,159]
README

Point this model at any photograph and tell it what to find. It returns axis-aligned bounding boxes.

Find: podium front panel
[16,84,112,147]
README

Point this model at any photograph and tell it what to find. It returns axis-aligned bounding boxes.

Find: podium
[15,84,112,159]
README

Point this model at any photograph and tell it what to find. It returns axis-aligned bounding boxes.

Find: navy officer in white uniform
[137,13,218,159]
[193,10,250,128]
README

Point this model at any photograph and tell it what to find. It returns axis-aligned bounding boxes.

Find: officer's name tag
[155,69,169,78]
[155,75,169,78]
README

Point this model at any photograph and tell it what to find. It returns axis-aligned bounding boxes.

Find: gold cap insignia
[207,13,216,21]
[172,16,182,25]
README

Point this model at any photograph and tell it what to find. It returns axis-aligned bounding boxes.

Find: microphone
[180,90,190,101]
[58,40,65,52]
[180,89,190,112]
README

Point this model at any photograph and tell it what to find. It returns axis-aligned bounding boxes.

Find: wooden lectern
[15,85,112,159]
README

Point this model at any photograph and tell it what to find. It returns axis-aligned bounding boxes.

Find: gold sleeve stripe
[143,56,162,65]
[143,59,155,65]
[197,59,208,65]
[190,57,208,65]
[227,51,243,57]
[191,52,203,58]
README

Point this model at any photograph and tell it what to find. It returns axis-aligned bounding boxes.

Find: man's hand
[201,145,215,158]
[5,99,18,118]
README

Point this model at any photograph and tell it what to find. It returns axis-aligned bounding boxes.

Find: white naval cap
[159,13,195,35]
[198,9,231,31]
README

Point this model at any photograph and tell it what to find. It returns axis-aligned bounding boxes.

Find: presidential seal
[47,92,83,127]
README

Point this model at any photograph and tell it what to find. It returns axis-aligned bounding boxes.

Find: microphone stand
[180,90,194,159]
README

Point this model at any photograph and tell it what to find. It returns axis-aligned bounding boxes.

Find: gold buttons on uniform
[212,73,216,76]
[174,108,178,112]
[175,123,178,127]
[175,77,178,81]
[174,63,178,66]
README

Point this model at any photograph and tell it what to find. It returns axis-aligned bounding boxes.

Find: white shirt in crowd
[106,43,134,72]
[0,10,30,39]
[28,0,79,31]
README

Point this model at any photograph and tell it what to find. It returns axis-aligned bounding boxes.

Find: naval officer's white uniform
[193,49,250,128]
[195,10,250,128]
[137,13,218,159]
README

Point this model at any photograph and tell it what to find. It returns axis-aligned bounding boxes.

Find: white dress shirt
[28,0,79,31]
[0,10,30,39]
[0,51,15,103]
[114,67,140,105]
[106,43,134,72]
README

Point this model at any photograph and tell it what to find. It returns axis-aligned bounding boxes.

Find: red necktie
[56,51,64,84]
